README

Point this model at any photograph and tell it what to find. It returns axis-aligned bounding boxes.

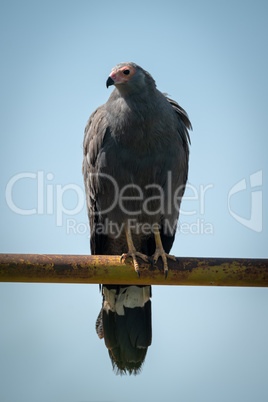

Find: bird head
[106,63,137,88]
[106,62,155,93]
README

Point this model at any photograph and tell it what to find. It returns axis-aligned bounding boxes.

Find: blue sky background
[0,1,268,401]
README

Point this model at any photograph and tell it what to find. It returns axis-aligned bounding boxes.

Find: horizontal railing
[0,253,267,286]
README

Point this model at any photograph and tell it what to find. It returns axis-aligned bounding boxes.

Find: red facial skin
[109,65,136,85]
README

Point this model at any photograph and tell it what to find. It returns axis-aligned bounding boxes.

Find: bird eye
[123,69,130,75]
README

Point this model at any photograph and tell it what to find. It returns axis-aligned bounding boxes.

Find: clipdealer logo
[227,170,263,232]
[4,169,263,234]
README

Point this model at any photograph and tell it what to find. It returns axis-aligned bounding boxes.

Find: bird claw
[120,252,149,278]
[152,250,176,278]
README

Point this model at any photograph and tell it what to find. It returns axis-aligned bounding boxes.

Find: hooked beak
[106,76,114,88]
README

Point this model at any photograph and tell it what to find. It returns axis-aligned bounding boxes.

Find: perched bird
[83,62,191,374]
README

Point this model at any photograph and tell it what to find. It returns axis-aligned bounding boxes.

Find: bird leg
[152,224,176,278]
[120,226,149,277]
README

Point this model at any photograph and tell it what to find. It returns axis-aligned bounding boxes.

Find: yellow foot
[152,249,176,278]
[120,252,149,277]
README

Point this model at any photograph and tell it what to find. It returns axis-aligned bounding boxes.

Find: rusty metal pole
[0,253,268,286]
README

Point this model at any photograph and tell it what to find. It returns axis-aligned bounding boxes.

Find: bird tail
[96,284,152,375]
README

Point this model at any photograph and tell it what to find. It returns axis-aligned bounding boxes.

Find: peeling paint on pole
[0,253,268,286]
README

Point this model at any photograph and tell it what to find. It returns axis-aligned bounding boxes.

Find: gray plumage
[83,62,191,374]
[83,62,191,255]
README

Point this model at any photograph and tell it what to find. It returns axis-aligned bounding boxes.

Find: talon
[120,253,129,263]
[123,226,149,275]
[152,223,176,278]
